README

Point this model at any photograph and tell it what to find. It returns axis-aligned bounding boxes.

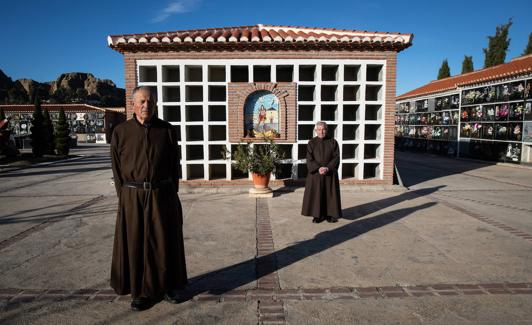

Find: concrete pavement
[0,145,531,324]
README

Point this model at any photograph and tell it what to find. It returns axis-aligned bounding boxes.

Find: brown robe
[110,116,187,298]
[301,136,342,218]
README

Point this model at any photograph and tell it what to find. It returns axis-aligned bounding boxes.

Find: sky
[1,0,530,95]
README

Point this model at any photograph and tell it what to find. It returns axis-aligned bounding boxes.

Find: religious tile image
[244,91,280,138]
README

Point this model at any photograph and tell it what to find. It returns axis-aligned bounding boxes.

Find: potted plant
[224,138,285,189]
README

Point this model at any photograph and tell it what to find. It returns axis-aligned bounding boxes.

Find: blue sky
[1,0,530,95]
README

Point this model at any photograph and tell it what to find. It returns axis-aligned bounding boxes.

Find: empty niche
[163,86,180,102]
[163,105,180,122]
[364,144,380,159]
[275,164,293,179]
[162,66,180,82]
[365,105,382,120]
[276,65,293,82]
[298,124,315,140]
[327,124,337,138]
[208,86,226,102]
[253,66,271,82]
[298,105,315,121]
[186,125,203,141]
[321,105,337,121]
[209,164,226,179]
[343,85,360,101]
[342,144,359,159]
[344,65,360,81]
[185,105,203,122]
[186,145,204,160]
[187,164,204,179]
[185,86,203,102]
[363,163,380,179]
[298,86,315,101]
[366,65,383,81]
[298,144,308,159]
[365,85,382,101]
[208,66,225,82]
[209,125,226,141]
[185,65,202,82]
[208,105,226,121]
[299,65,316,81]
[208,144,226,160]
[364,125,381,140]
[139,66,157,82]
[231,165,248,179]
[342,163,357,179]
[231,66,249,82]
[321,85,337,101]
[322,65,338,81]
[343,124,359,140]
[343,105,360,121]
[297,164,308,178]
[277,144,293,160]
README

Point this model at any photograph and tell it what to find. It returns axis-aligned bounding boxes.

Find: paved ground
[0,145,531,324]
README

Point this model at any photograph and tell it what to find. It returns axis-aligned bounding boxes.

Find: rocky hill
[0,70,125,107]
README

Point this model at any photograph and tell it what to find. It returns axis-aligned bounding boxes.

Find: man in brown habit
[301,121,342,223]
[110,86,187,311]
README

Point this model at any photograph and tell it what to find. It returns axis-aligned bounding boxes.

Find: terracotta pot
[251,172,271,189]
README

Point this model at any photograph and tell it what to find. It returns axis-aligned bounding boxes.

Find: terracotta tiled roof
[108,24,413,53]
[397,54,532,101]
[0,104,118,112]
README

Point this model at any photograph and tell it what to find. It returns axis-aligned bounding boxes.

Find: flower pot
[252,172,271,189]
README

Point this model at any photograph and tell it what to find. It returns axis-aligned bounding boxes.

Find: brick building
[108,24,413,183]
[395,55,532,165]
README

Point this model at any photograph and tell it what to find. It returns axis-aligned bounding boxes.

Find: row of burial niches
[396,94,460,113]
[7,111,105,136]
[180,142,382,163]
[460,79,532,142]
[138,64,384,83]
[181,161,381,180]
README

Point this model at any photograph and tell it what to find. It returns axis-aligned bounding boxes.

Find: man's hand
[319,167,329,175]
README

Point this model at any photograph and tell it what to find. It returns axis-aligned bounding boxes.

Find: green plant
[55,108,70,155]
[224,139,285,175]
[30,97,46,157]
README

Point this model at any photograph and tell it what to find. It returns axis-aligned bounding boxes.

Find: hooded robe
[110,116,187,298]
[301,136,342,218]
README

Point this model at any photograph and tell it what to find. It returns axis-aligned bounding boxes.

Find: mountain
[0,70,125,107]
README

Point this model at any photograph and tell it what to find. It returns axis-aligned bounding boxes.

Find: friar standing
[110,86,187,311]
[301,121,342,223]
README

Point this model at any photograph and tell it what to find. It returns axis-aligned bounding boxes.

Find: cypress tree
[30,97,46,157]
[55,108,70,156]
[483,19,512,68]
[523,33,532,56]
[461,56,474,74]
[437,59,451,79]
[42,108,55,154]
[0,108,5,120]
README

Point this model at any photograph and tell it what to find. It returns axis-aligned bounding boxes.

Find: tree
[483,19,512,68]
[30,97,46,157]
[42,108,55,154]
[55,108,70,156]
[0,108,5,120]
[437,59,451,79]
[461,56,474,74]
[523,32,532,56]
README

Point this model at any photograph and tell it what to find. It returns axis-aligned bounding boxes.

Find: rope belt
[122,179,173,190]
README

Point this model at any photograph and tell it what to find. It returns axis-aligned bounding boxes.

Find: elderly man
[110,86,187,311]
[301,121,342,223]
